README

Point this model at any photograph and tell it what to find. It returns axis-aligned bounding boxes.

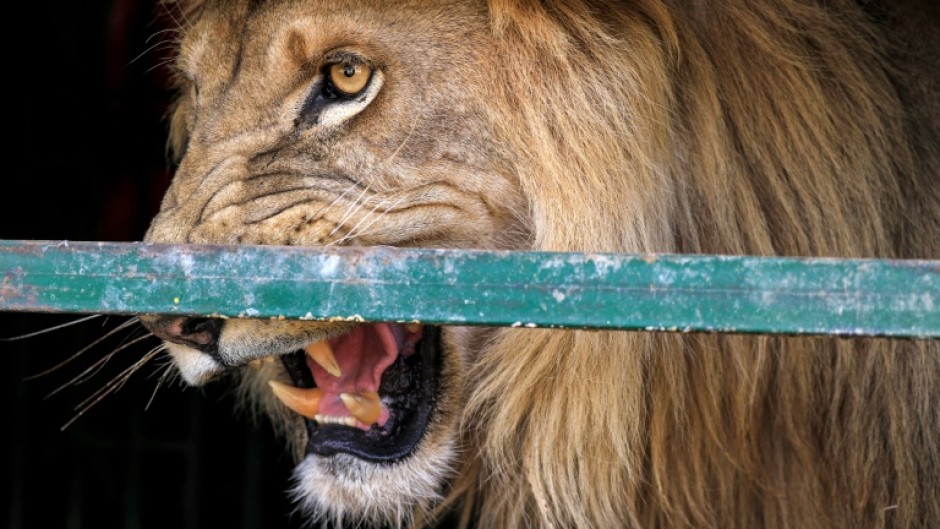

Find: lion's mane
[442,2,940,528]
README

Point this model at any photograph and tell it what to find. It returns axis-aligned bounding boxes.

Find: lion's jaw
[141,1,524,525]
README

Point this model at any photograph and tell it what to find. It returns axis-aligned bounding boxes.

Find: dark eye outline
[319,61,375,101]
[296,57,378,128]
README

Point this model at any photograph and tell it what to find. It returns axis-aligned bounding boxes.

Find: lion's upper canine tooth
[340,391,382,425]
[268,380,322,419]
[304,340,341,377]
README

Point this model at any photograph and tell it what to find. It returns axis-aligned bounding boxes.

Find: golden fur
[148,1,940,527]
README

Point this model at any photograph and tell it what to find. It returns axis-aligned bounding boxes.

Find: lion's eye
[297,58,382,129]
[328,63,372,96]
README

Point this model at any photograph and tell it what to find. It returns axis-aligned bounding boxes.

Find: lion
[139,0,940,527]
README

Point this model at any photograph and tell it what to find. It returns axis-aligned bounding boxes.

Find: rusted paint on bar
[0,240,937,338]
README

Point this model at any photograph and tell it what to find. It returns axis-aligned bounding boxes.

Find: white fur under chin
[166,342,223,386]
[290,437,458,529]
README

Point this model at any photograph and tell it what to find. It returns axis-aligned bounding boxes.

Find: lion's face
[141,0,525,523]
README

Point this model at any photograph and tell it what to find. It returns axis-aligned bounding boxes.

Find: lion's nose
[140,316,222,353]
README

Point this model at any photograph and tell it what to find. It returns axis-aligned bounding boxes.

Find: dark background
[2,2,303,528]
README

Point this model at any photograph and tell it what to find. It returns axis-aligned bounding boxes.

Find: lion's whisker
[384,114,422,165]
[144,27,180,44]
[60,347,163,431]
[70,331,153,386]
[144,56,179,76]
[87,347,163,406]
[1,314,103,342]
[296,183,360,239]
[334,193,410,246]
[110,324,150,356]
[129,39,176,66]
[331,195,397,246]
[326,183,373,241]
[145,358,174,411]
[43,332,155,400]
[23,317,141,381]
[158,2,186,32]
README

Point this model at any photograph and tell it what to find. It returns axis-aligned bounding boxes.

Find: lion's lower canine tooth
[340,391,382,425]
[268,380,322,419]
[405,323,421,333]
[304,340,341,377]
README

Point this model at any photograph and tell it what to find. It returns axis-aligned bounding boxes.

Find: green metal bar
[0,240,937,338]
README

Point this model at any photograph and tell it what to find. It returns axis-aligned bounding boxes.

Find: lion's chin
[289,438,459,527]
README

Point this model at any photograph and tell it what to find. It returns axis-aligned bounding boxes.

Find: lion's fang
[268,380,322,419]
[340,391,382,426]
[305,340,342,377]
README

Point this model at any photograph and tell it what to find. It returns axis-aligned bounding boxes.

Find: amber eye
[328,63,372,96]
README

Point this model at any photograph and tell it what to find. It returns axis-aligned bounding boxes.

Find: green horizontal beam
[0,240,937,338]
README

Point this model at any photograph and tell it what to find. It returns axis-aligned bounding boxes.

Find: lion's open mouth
[275,324,441,463]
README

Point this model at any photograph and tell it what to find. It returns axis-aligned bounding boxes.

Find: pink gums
[307,323,421,430]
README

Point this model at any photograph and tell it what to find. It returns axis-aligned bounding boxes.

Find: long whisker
[145,27,180,44]
[1,314,103,341]
[129,39,175,66]
[146,361,174,411]
[24,317,141,381]
[43,333,155,399]
[173,0,193,27]
[304,184,358,227]
[145,56,179,76]
[384,114,422,165]
[344,194,411,244]
[111,323,149,354]
[327,184,373,241]
[331,193,410,247]
[327,180,450,246]
[71,332,154,386]
[60,347,162,431]
[74,347,162,410]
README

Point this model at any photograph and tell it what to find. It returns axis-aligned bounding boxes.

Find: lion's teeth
[304,340,341,377]
[268,380,322,419]
[339,391,382,425]
[314,414,357,427]
[405,323,422,333]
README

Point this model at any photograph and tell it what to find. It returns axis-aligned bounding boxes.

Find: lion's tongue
[307,323,405,427]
